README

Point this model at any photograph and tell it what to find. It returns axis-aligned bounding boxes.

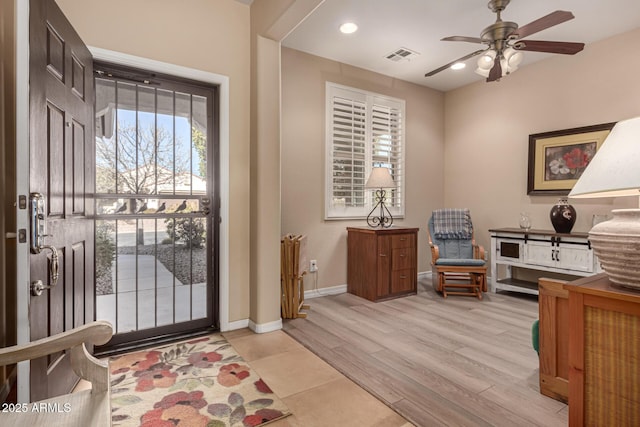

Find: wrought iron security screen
[94,64,219,345]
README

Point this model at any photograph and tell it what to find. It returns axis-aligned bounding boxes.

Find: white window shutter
[371,99,403,212]
[331,96,366,208]
[325,83,405,219]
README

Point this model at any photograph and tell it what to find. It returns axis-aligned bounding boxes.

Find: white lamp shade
[569,116,640,198]
[365,167,395,189]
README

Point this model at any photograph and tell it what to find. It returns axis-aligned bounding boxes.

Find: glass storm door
[94,64,219,348]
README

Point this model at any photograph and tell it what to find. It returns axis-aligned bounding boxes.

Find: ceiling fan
[425,0,585,82]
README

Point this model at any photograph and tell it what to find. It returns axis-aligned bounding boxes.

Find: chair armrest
[429,244,440,265]
[427,229,440,265]
[0,321,113,426]
[0,321,112,367]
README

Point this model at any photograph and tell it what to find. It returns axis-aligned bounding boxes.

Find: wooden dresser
[565,274,640,426]
[347,227,418,302]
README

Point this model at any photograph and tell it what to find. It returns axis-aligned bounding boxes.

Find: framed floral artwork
[527,122,616,195]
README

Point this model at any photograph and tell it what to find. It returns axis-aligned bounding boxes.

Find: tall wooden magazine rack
[280,234,310,318]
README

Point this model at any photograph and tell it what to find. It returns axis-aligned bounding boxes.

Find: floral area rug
[109,334,290,427]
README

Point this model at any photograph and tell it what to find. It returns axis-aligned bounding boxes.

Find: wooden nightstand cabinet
[565,274,640,427]
[538,278,570,403]
[347,227,418,302]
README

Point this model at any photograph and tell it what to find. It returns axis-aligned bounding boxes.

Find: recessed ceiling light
[340,22,358,34]
[451,62,466,70]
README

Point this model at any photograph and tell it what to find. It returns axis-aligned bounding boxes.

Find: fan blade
[513,10,574,39]
[425,49,486,77]
[487,59,502,82]
[442,36,485,44]
[514,40,584,55]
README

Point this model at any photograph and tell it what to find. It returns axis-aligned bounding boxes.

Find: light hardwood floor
[283,275,568,427]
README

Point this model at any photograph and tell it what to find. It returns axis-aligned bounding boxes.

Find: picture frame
[527,122,616,195]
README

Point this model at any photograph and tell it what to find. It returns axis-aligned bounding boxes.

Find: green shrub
[165,218,206,249]
[95,221,115,293]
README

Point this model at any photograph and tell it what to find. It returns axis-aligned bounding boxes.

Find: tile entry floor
[75,328,412,426]
[223,328,412,427]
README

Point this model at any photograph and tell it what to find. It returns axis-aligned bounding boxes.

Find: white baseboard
[226,273,439,334]
[224,318,283,333]
[249,318,283,334]
[304,284,347,299]
[223,318,250,332]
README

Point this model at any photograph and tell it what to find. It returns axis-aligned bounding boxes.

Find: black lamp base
[366,189,393,228]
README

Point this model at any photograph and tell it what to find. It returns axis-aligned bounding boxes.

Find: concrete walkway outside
[96,254,206,333]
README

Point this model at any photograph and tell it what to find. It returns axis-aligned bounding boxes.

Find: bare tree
[96,123,190,198]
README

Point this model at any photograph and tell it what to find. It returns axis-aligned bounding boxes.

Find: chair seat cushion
[435,258,485,267]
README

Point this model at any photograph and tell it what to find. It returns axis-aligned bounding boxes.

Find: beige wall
[56,0,252,322]
[30,2,640,323]
[444,28,640,256]
[281,48,445,288]
[248,0,323,325]
[249,34,282,325]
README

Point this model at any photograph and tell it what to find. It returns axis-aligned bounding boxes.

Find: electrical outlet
[310,259,318,272]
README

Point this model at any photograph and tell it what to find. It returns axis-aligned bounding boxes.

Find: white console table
[489,228,600,295]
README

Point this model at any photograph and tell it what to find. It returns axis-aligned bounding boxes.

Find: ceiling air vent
[385,47,419,62]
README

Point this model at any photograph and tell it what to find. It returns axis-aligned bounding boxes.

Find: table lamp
[365,167,396,228]
[569,116,640,289]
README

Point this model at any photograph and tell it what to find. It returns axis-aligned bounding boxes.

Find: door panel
[524,240,555,268]
[558,244,594,273]
[29,0,94,401]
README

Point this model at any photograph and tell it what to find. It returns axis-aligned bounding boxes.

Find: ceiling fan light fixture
[475,66,490,77]
[339,22,358,34]
[451,62,466,70]
[504,47,523,67]
[474,48,522,77]
[476,51,495,72]
[426,2,584,83]
[509,53,523,67]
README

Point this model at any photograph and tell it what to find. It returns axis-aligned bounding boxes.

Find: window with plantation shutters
[325,83,405,219]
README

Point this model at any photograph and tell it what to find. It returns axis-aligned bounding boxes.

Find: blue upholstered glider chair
[427,208,487,299]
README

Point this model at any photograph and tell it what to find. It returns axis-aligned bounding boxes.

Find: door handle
[30,193,59,296]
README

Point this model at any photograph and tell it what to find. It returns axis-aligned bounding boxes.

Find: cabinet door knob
[380,254,387,257]
[400,275,407,279]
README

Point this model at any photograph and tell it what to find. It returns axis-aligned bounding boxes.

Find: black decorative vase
[550,197,576,233]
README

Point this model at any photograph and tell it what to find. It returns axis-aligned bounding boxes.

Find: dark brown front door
[28,0,95,400]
